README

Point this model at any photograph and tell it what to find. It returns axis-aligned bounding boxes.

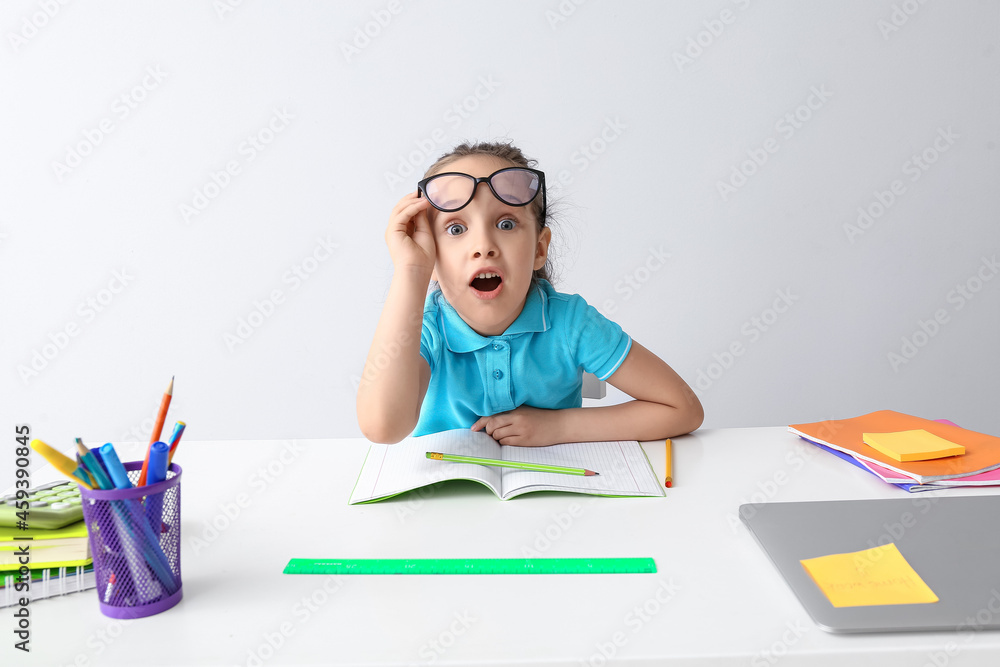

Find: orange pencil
[138,376,173,486]
[664,439,673,488]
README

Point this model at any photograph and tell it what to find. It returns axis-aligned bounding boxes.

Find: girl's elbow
[357,405,418,444]
[363,430,405,445]
[683,399,705,434]
[684,403,705,434]
[671,395,704,436]
[359,421,408,444]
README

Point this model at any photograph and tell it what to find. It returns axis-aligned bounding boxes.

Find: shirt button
[493,369,504,380]
[493,343,503,351]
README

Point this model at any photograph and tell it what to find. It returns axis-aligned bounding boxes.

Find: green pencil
[426,452,599,476]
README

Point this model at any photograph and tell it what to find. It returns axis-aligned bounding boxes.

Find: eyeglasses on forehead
[417,166,546,216]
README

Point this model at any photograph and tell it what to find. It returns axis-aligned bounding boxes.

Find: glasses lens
[424,174,475,211]
[490,169,539,206]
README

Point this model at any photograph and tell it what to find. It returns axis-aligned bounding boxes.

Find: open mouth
[471,275,502,292]
[469,271,503,298]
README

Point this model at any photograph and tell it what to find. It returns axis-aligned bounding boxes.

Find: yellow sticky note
[800,543,938,607]
[862,429,965,462]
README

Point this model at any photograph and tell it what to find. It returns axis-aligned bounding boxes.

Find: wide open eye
[496,219,516,231]
[445,223,467,236]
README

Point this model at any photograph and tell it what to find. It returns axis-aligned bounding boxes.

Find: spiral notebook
[2,564,95,607]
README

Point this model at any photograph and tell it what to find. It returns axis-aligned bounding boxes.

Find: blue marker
[146,442,169,486]
[91,446,109,479]
[145,441,170,536]
[99,443,133,489]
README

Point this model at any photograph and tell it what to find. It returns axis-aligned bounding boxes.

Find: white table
[9,427,1000,666]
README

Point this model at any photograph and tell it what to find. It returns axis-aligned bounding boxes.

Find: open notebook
[349,429,665,503]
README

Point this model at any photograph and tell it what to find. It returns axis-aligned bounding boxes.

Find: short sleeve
[570,299,632,381]
[419,292,442,372]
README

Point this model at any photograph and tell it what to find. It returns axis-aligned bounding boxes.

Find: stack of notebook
[1,516,94,607]
[789,411,1000,493]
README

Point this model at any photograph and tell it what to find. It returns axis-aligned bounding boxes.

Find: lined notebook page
[499,440,664,499]
[349,430,503,504]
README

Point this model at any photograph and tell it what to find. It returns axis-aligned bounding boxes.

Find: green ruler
[283,557,656,575]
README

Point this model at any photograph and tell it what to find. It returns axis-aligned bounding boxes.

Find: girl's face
[428,155,551,337]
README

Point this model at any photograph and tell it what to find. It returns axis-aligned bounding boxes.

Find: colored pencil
[138,376,173,486]
[166,421,186,465]
[664,439,673,488]
[426,452,599,476]
[75,438,111,490]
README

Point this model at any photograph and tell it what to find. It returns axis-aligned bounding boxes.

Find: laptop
[740,495,1000,633]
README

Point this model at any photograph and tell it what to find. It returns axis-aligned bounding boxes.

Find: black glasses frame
[417,167,546,219]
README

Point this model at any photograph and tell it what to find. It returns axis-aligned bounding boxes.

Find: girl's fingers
[389,191,429,218]
[388,199,432,237]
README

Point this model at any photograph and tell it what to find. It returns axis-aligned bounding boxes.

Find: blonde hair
[425,141,553,284]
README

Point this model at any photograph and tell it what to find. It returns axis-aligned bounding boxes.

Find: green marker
[426,451,598,476]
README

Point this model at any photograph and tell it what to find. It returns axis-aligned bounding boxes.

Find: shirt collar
[435,281,551,353]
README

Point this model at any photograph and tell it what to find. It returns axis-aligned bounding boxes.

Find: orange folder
[789,410,1000,484]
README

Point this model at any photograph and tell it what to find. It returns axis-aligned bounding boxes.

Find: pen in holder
[79,461,183,618]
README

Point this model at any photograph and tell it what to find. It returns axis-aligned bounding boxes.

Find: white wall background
[2,1,998,480]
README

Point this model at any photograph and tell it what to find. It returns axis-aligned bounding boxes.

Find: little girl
[357,141,703,446]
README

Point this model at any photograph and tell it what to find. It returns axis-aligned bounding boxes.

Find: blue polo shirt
[414,279,632,436]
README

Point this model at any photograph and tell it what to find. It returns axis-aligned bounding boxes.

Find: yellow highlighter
[30,439,94,489]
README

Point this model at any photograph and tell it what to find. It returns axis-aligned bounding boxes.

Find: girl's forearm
[356,267,431,443]
[556,397,704,443]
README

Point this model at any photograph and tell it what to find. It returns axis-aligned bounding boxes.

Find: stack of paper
[789,411,1000,493]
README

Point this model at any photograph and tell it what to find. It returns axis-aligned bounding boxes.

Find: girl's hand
[471,406,563,447]
[386,192,435,275]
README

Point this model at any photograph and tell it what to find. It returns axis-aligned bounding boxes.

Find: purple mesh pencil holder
[79,461,183,618]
